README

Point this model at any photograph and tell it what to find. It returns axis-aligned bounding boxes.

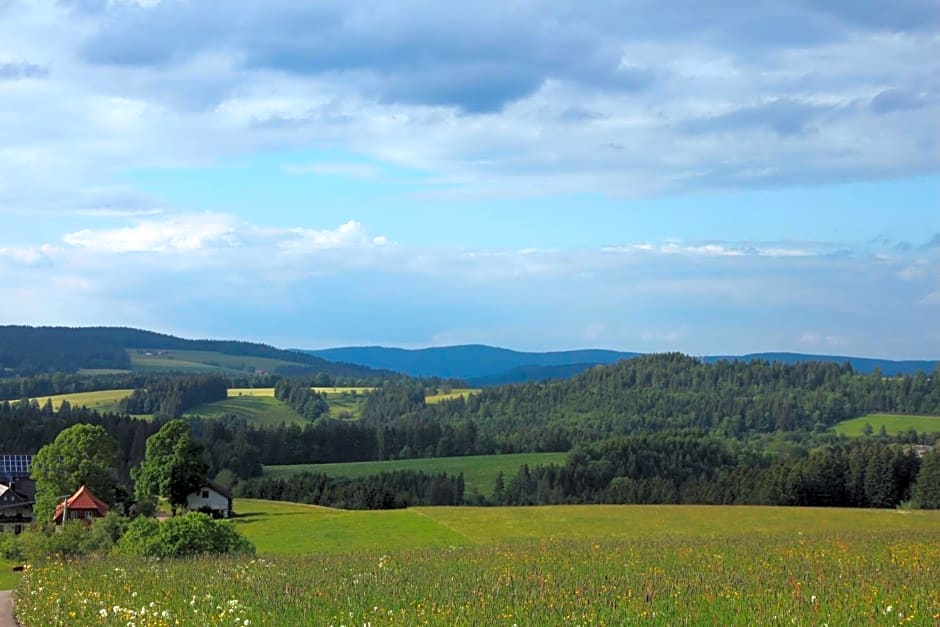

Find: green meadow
[0,559,16,591]
[16,502,940,625]
[834,413,940,436]
[30,389,134,413]
[185,396,307,427]
[228,387,370,419]
[261,451,569,496]
[234,499,940,553]
[425,388,480,404]
[128,349,303,374]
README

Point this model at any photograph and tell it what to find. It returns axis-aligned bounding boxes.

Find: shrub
[0,533,24,562]
[18,522,93,561]
[118,512,255,558]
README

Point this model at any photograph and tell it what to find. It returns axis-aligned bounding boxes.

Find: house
[53,485,109,524]
[186,481,233,518]
[0,454,34,534]
[0,483,33,534]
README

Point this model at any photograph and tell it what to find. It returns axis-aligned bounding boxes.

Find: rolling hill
[305,344,939,385]
[305,344,639,381]
[0,325,387,379]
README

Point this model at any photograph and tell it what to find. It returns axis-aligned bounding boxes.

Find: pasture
[835,412,940,436]
[184,396,307,427]
[425,388,480,404]
[15,502,940,625]
[261,451,569,496]
[228,387,370,419]
[128,349,304,374]
[29,389,133,413]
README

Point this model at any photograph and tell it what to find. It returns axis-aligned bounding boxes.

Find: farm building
[53,485,109,524]
[186,481,233,518]
[0,454,35,534]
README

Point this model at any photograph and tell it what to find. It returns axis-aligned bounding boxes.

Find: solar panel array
[0,454,32,480]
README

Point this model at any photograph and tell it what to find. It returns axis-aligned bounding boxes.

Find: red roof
[53,485,109,522]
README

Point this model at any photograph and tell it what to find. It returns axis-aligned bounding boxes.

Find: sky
[0,0,938,358]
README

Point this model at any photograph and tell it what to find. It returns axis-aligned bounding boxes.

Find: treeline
[493,434,932,509]
[273,380,328,421]
[0,371,373,403]
[363,355,940,451]
[0,402,262,483]
[119,376,229,418]
[236,470,465,509]
[0,326,131,375]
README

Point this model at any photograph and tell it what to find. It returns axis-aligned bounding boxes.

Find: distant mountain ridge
[307,345,640,381]
[305,345,939,385]
[0,326,386,378]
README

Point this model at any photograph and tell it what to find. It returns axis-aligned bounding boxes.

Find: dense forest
[236,470,465,509]
[363,354,940,452]
[119,376,229,418]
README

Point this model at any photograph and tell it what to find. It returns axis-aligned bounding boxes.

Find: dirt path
[0,591,19,627]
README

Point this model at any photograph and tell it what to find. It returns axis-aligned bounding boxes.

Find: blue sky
[0,1,938,358]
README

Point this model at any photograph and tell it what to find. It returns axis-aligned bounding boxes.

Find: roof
[204,480,233,501]
[53,485,110,521]
[0,482,32,505]
[0,454,32,481]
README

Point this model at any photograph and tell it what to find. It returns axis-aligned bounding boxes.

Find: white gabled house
[186,480,234,518]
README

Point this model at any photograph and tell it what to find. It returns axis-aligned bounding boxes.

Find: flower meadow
[15,528,940,626]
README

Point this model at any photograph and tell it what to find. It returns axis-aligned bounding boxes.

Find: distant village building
[911,444,935,459]
[53,485,109,524]
[186,481,233,518]
[0,454,34,534]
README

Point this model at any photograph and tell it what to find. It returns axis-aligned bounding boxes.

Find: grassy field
[835,413,940,436]
[15,502,940,625]
[0,558,17,591]
[185,396,308,427]
[262,452,569,496]
[426,388,480,404]
[228,387,370,419]
[232,499,940,554]
[128,349,304,374]
[30,389,134,412]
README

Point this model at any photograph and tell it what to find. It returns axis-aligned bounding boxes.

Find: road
[0,591,18,627]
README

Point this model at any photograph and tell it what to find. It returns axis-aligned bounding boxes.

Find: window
[202,490,210,499]
[85,511,93,519]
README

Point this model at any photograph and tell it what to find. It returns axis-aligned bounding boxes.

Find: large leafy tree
[31,423,120,522]
[133,420,208,515]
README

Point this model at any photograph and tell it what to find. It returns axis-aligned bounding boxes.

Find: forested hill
[306,344,938,384]
[365,354,940,451]
[0,326,386,378]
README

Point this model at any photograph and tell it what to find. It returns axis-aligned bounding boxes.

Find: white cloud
[279,220,384,253]
[63,213,238,253]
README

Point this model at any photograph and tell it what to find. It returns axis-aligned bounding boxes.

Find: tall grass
[15,528,940,625]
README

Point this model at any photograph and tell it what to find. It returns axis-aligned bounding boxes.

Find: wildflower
[99,609,108,618]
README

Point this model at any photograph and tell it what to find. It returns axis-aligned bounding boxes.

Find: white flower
[99,609,108,618]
